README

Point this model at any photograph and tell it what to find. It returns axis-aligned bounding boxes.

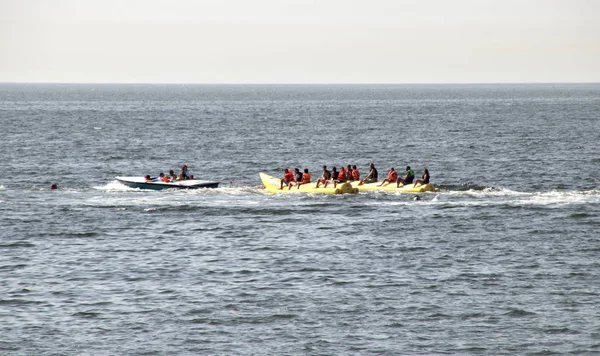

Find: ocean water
[1,83,599,355]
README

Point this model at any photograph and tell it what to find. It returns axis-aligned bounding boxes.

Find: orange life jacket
[389,170,398,181]
[301,172,311,184]
[337,169,346,181]
[352,169,360,180]
[284,171,294,181]
[161,176,169,182]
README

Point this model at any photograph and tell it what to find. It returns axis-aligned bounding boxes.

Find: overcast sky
[1,0,599,83]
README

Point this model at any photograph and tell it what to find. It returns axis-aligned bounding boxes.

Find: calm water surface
[1,84,600,355]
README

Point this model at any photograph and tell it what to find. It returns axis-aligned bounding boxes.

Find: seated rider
[334,166,347,188]
[378,167,398,186]
[296,168,311,189]
[287,168,303,189]
[144,175,152,182]
[177,165,189,181]
[359,163,378,185]
[396,166,415,187]
[280,168,295,189]
[315,166,331,188]
[324,167,338,188]
[413,168,430,187]
[168,169,177,182]
[155,172,168,182]
[351,165,360,181]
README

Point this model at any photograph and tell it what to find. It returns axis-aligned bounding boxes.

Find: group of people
[377,166,430,188]
[144,165,194,183]
[280,163,430,189]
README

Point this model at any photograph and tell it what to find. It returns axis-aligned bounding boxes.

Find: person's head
[332,166,337,171]
[284,168,289,173]
[169,170,175,176]
[304,168,309,173]
[294,168,300,173]
[390,168,395,171]
[370,163,375,168]
[322,165,327,170]
[50,183,58,190]
[145,175,151,180]
[347,165,351,170]
[406,166,411,171]
[424,168,429,174]
[159,172,164,177]
[352,165,357,170]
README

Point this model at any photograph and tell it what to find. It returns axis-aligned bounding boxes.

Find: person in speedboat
[396,166,415,187]
[177,165,190,180]
[379,167,398,186]
[359,163,378,185]
[168,169,177,182]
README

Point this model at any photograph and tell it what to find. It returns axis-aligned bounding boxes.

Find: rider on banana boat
[334,166,348,188]
[280,168,295,189]
[396,166,415,187]
[413,168,430,187]
[295,168,312,189]
[351,165,360,181]
[323,167,338,188]
[315,166,331,188]
[359,163,378,185]
[378,167,398,186]
[287,168,303,189]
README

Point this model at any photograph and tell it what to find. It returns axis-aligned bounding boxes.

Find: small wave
[543,327,580,335]
[459,312,486,319]
[504,309,536,317]
[437,183,490,191]
[0,242,35,248]
[73,311,102,318]
[0,299,44,306]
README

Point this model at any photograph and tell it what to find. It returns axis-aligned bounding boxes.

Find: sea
[1,83,599,355]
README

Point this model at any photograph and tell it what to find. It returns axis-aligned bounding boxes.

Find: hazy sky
[1,0,599,83]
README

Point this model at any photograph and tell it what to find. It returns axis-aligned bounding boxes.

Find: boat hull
[260,172,358,194]
[116,177,219,190]
[349,180,438,192]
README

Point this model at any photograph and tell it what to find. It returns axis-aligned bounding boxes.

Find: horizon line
[1,81,600,86]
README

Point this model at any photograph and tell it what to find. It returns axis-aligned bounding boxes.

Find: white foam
[93,180,135,192]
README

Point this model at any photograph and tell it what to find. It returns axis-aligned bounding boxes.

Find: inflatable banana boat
[260,172,358,194]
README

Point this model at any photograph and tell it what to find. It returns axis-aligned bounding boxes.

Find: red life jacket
[352,169,360,180]
[389,170,398,181]
[337,169,346,181]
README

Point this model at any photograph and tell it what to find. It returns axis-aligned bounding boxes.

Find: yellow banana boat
[349,180,438,192]
[260,172,358,194]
